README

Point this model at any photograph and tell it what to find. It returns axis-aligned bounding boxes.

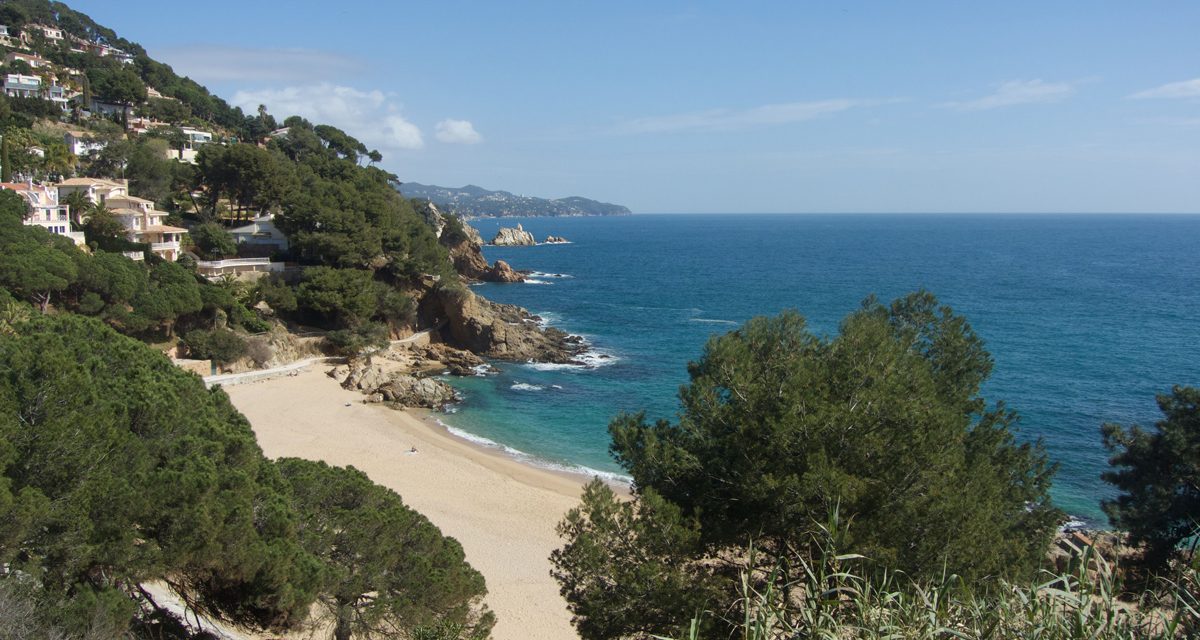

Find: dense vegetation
[1103,386,1200,572]
[0,309,490,637]
[552,293,1062,638]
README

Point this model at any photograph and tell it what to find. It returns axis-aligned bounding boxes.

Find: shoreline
[223,367,586,640]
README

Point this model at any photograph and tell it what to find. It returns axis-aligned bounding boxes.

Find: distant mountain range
[398,183,631,218]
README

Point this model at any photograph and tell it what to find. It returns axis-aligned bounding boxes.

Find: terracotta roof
[57,177,124,187]
[106,194,154,205]
[144,225,187,233]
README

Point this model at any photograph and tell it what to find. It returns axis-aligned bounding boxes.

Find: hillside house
[3,74,41,99]
[230,213,289,252]
[1,181,86,246]
[87,97,134,120]
[168,128,214,163]
[0,25,15,47]
[63,130,108,157]
[5,51,50,69]
[56,178,128,222]
[45,83,69,109]
[32,24,64,42]
[106,194,185,261]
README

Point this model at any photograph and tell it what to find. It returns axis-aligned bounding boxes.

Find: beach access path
[223,367,584,640]
[202,327,437,389]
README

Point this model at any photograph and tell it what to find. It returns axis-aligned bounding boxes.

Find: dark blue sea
[438,214,1200,525]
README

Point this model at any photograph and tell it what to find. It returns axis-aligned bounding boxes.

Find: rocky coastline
[322,202,592,408]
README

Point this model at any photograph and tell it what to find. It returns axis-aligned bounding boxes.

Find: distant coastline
[398,182,631,218]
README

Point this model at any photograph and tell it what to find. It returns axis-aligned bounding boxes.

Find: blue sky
[71,1,1200,213]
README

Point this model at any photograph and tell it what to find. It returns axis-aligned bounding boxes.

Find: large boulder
[481,259,524,283]
[544,235,569,244]
[491,224,536,246]
[374,374,459,408]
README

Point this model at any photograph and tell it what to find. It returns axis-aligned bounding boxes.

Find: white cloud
[152,45,359,84]
[613,99,887,134]
[1128,78,1200,100]
[435,119,483,144]
[941,80,1076,111]
[232,84,424,151]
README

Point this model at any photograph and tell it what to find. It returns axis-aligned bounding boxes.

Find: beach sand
[223,367,585,640]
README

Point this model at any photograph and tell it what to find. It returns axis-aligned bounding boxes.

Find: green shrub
[325,323,388,356]
[183,327,247,364]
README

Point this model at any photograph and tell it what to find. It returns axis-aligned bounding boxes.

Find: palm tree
[42,143,77,180]
[61,191,91,227]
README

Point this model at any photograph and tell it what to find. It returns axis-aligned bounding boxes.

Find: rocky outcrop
[491,224,536,246]
[329,359,459,409]
[414,199,446,238]
[461,221,484,246]
[424,286,586,363]
[544,235,569,244]
[413,343,491,376]
[446,237,491,280]
[481,260,523,283]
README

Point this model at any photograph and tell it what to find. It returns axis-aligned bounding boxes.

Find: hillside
[399,182,631,218]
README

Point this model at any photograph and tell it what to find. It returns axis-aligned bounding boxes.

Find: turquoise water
[439,214,1200,524]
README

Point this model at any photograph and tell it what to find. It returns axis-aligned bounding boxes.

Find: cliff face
[421,286,585,363]
[491,224,536,246]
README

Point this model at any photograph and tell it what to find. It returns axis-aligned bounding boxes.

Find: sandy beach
[223,367,585,640]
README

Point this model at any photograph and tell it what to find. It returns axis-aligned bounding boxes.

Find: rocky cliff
[491,224,536,246]
[422,285,586,363]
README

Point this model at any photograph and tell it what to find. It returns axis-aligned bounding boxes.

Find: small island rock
[491,224,536,246]
[544,235,569,244]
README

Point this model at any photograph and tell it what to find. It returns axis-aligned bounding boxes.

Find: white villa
[168,127,214,163]
[3,73,41,99]
[1,181,86,246]
[56,177,128,215]
[105,194,185,261]
[230,213,288,251]
[63,130,107,157]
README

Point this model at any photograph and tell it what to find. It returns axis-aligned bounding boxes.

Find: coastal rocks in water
[415,343,491,376]
[544,235,569,244]
[481,259,524,283]
[329,359,459,409]
[425,286,587,364]
[491,224,536,246]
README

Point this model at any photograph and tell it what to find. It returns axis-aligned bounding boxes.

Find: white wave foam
[530,271,573,279]
[690,318,739,326]
[436,420,632,485]
[471,364,495,377]
[1059,516,1090,533]
[522,348,619,372]
[510,382,545,391]
[523,278,553,285]
[551,384,563,390]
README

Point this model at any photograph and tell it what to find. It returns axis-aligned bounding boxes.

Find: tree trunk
[333,607,352,640]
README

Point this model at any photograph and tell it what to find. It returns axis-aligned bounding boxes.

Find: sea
[435,214,1200,525]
